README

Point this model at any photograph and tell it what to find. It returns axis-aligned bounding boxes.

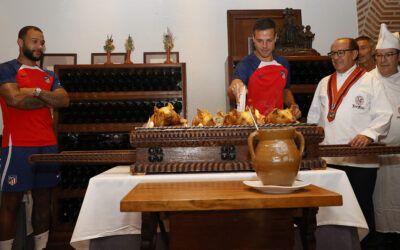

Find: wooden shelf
[285,55,330,61]
[68,91,183,101]
[31,150,135,165]
[57,123,142,133]
[55,63,183,70]
[50,63,188,248]
[290,84,317,94]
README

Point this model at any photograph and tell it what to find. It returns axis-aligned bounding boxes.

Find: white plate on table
[243,180,310,194]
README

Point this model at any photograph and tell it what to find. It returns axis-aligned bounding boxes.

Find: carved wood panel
[227,9,302,58]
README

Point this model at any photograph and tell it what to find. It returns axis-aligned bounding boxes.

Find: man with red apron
[246,61,288,115]
[228,18,300,118]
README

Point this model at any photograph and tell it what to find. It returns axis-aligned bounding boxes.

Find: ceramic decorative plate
[242,180,310,194]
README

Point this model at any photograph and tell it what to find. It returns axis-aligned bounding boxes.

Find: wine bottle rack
[289,58,334,85]
[58,132,131,151]
[53,165,112,227]
[59,165,112,190]
[53,63,187,182]
[47,63,187,249]
[58,197,83,224]
[287,56,334,120]
[60,66,182,92]
[58,98,183,124]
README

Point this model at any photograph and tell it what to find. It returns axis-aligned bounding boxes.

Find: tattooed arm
[0,82,46,109]
[30,87,69,108]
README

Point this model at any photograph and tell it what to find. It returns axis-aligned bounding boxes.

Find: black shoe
[361,231,386,249]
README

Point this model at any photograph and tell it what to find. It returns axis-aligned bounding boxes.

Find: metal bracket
[148,147,164,162]
[221,144,236,161]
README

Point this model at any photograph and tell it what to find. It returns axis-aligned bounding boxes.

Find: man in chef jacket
[371,23,400,246]
[307,36,392,245]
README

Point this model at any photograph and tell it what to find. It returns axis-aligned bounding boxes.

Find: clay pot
[248,128,305,186]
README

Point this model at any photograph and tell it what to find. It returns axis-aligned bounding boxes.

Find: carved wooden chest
[130,124,326,174]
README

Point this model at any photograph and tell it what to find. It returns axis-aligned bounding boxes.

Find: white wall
[0,0,358,120]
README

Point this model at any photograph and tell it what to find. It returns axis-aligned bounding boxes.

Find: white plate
[243,180,310,194]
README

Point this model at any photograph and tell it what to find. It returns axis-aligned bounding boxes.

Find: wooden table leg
[294,208,318,250]
[140,212,159,250]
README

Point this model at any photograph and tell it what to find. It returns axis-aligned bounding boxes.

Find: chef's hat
[376,23,400,50]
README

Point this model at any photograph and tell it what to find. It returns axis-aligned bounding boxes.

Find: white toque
[376,23,400,50]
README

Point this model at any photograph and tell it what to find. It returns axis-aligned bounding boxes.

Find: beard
[22,44,43,62]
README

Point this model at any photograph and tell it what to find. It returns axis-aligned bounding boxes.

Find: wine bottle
[135,69,144,91]
[137,101,148,122]
[173,100,183,114]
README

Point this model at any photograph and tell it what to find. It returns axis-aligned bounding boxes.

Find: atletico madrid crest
[280,70,286,79]
[44,76,51,84]
[8,175,17,186]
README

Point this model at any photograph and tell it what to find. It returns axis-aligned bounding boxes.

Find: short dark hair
[18,26,42,40]
[253,18,276,34]
[355,36,375,47]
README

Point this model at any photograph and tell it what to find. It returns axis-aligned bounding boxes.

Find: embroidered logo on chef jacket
[352,95,367,111]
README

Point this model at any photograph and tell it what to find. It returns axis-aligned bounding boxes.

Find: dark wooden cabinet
[286,56,334,119]
[47,63,187,249]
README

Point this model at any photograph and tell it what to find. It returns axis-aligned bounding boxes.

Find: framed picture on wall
[91,52,127,64]
[40,53,77,71]
[143,52,179,64]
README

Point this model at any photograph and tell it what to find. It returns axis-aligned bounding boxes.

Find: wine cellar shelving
[48,63,187,249]
[287,56,334,119]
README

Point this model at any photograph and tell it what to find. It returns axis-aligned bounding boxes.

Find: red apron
[247,64,288,115]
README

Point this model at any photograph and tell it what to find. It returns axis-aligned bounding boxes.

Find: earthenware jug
[248,128,305,186]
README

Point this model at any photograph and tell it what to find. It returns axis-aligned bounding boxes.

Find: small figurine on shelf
[304,25,315,49]
[103,35,115,64]
[163,28,174,64]
[124,34,134,64]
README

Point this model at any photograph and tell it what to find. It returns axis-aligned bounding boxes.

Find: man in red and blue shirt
[228,18,301,118]
[0,26,69,250]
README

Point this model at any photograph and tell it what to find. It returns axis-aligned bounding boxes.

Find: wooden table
[120,181,342,250]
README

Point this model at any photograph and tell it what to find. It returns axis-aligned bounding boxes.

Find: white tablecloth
[70,166,368,250]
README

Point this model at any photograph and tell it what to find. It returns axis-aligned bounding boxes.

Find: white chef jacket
[307,64,393,168]
[371,66,400,232]
[370,66,400,146]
